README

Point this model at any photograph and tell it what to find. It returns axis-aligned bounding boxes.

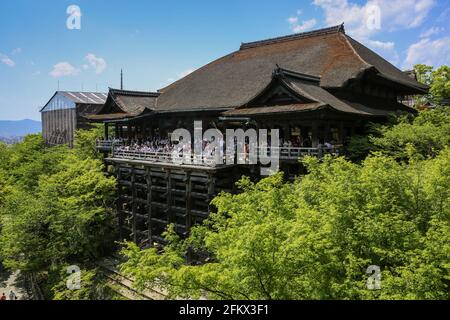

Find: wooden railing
[112,149,221,167]
[96,140,121,150]
[97,140,341,167]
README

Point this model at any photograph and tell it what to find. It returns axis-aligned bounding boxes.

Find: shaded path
[0,269,30,300]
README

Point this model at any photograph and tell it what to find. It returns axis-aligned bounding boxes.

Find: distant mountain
[0,119,41,138]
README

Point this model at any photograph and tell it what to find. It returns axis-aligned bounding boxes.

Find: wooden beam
[185,171,192,232]
[146,167,153,245]
[166,169,173,224]
[131,166,137,243]
[117,167,124,240]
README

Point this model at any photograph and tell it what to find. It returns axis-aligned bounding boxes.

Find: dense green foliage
[0,132,117,299]
[348,107,450,160]
[121,103,450,299]
[121,150,449,300]
[47,266,125,300]
[413,64,450,106]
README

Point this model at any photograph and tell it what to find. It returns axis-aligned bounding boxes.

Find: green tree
[74,125,104,160]
[2,134,66,192]
[0,130,117,301]
[347,107,450,160]
[0,154,116,271]
[121,150,450,300]
[430,66,450,105]
[413,64,450,107]
[371,107,450,159]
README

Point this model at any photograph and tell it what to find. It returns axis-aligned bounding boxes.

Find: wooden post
[115,124,119,139]
[104,123,109,140]
[131,166,137,244]
[117,168,124,240]
[185,171,192,232]
[146,167,153,245]
[339,122,345,144]
[311,122,319,147]
[166,170,173,224]
[207,174,216,213]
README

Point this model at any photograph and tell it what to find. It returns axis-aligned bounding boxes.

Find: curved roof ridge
[109,88,160,97]
[240,24,345,50]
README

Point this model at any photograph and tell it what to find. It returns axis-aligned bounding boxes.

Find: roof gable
[243,68,319,108]
[92,88,160,121]
[224,66,417,117]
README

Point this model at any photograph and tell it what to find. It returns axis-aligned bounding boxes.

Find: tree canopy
[121,148,450,300]
[121,101,450,300]
[0,130,117,299]
[414,64,450,106]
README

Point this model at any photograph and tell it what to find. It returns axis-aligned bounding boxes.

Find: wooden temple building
[80,25,427,246]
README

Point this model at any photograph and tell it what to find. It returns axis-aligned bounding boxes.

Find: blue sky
[0,0,449,121]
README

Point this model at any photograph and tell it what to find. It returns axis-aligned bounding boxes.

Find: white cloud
[420,27,443,38]
[287,11,317,33]
[0,54,15,67]
[403,36,450,69]
[85,53,107,74]
[49,62,80,78]
[313,0,435,39]
[291,19,318,33]
[287,16,298,25]
[364,39,400,65]
[366,39,395,50]
[32,71,41,76]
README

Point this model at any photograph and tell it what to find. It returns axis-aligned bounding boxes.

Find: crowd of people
[112,136,222,160]
[114,137,174,154]
[102,135,339,160]
[280,136,312,148]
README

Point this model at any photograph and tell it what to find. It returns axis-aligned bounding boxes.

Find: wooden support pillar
[312,123,319,147]
[185,171,192,232]
[146,167,153,245]
[324,123,331,142]
[166,170,173,224]
[339,122,345,144]
[283,123,290,141]
[207,174,216,213]
[131,166,137,244]
[117,168,124,240]
[104,123,109,140]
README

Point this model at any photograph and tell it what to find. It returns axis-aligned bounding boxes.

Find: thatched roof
[156,25,427,113]
[87,25,425,121]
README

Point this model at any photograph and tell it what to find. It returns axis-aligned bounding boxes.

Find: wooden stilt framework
[112,160,238,246]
